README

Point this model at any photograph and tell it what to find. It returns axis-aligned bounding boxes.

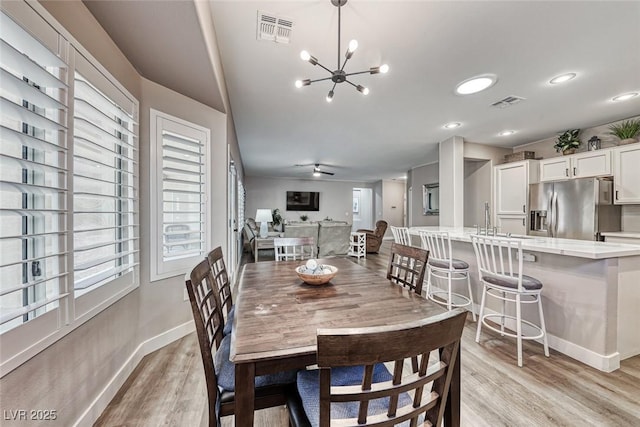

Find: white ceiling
[86,1,640,182]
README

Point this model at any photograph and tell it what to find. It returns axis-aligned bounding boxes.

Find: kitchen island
[409,227,640,372]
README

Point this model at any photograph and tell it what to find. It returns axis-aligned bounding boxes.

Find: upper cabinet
[613,144,640,204]
[539,150,612,182]
[494,160,538,215]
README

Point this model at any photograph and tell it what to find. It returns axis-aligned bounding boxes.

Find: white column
[439,136,464,227]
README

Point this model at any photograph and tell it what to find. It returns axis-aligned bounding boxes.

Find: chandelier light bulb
[295,1,388,102]
[357,85,369,95]
[326,90,334,102]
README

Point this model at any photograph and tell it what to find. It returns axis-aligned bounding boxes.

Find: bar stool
[390,225,412,246]
[471,235,549,367]
[418,230,476,321]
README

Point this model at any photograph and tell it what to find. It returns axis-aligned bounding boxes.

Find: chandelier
[295,0,389,102]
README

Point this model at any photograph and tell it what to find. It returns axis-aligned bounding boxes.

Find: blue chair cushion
[223,305,234,336]
[296,364,415,427]
[214,335,297,391]
[428,258,469,270]
[482,273,543,290]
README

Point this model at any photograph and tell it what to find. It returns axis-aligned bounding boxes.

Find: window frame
[149,108,211,282]
[0,0,139,377]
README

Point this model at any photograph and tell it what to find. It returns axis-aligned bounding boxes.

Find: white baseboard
[73,320,195,427]
[477,306,620,372]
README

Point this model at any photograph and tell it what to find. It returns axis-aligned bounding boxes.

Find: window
[0,9,69,334]
[0,3,139,374]
[150,109,210,281]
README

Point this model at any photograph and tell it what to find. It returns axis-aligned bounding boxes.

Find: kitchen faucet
[476,201,497,236]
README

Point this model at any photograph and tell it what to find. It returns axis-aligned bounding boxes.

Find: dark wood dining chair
[386,242,430,295]
[274,236,316,261]
[289,308,467,426]
[206,247,234,336]
[185,259,295,427]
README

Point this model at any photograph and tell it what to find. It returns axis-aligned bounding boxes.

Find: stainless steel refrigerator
[528,177,621,240]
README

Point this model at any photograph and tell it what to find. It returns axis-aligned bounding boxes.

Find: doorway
[227,157,238,280]
[352,188,373,231]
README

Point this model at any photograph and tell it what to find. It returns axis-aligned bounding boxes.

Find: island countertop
[408,226,640,259]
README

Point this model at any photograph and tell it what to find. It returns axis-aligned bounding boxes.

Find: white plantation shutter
[0,10,69,332]
[72,68,138,294]
[150,109,210,280]
[162,132,205,259]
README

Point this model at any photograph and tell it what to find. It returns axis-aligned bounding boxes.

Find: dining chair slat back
[390,225,412,246]
[185,259,225,426]
[386,242,429,295]
[274,237,316,261]
[313,309,467,426]
[207,247,233,316]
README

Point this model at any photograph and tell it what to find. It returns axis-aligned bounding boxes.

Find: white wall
[408,163,439,227]
[245,177,370,224]
[382,180,406,235]
[464,160,491,227]
[439,136,465,227]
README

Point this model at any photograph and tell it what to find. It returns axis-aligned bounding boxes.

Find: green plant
[271,209,282,226]
[608,119,640,140]
[553,129,581,153]
[300,214,309,221]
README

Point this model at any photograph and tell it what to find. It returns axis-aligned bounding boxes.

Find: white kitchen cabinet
[540,150,612,182]
[494,160,538,234]
[496,215,527,235]
[494,160,538,215]
[572,150,611,178]
[539,157,570,182]
[613,144,640,204]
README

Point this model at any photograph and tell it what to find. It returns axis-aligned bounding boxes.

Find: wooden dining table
[230,257,461,427]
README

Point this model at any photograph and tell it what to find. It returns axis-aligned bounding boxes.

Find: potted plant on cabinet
[553,129,581,155]
[608,119,640,145]
[299,214,309,222]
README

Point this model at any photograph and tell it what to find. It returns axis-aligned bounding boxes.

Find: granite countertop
[408,226,640,259]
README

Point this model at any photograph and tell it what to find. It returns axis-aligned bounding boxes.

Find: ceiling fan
[295,163,335,176]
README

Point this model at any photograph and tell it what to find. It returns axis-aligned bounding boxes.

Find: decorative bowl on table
[295,259,338,285]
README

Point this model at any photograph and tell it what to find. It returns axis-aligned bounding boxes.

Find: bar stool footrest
[428,291,473,309]
[481,313,545,340]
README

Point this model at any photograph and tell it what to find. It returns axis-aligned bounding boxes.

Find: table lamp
[255,209,272,238]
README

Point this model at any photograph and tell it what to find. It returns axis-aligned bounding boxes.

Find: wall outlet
[518,252,536,262]
[183,289,189,302]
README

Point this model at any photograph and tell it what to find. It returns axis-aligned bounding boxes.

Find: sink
[494,233,534,240]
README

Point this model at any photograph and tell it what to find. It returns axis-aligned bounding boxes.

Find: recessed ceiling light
[455,74,497,95]
[499,130,516,136]
[612,92,638,102]
[444,122,461,129]
[549,73,576,84]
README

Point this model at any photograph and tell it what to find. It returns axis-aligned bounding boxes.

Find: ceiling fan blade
[320,170,335,175]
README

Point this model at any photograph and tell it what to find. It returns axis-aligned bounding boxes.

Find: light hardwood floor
[95,241,640,426]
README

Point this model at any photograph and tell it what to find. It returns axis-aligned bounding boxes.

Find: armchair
[357,220,388,253]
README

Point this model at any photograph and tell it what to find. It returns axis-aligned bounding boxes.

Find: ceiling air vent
[491,95,526,109]
[257,11,293,44]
